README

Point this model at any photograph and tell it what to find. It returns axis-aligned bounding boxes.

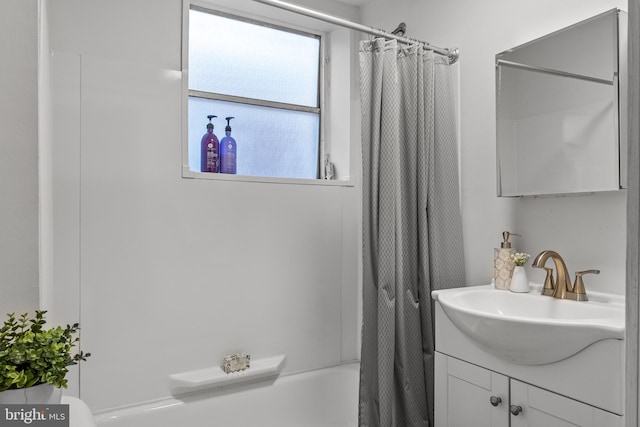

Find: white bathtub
[94,362,359,427]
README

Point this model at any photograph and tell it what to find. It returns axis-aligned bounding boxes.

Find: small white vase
[510,266,530,293]
[0,383,62,405]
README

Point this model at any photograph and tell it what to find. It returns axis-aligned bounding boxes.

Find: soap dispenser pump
[220,116,237,174]
[200,115,220,173]
[494,231,517,290]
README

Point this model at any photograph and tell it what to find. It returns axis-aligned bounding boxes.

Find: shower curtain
[358,39,466,427]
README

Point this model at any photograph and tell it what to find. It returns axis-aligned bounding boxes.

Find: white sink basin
[432,285,624,365]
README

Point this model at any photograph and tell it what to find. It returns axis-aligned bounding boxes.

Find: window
[185,6,323,180]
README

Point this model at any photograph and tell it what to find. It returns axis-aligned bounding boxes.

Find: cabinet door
[509,379,622,427]
[435,352,509,427]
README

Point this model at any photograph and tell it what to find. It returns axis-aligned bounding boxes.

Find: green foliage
[509,252,531,267]
[0,311,90,391]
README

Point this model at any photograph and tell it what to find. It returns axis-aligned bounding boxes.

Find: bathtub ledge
[168,354,286,396]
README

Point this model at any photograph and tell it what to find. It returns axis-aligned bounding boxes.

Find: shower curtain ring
[391,22,406,36]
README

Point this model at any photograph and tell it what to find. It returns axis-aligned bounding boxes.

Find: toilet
[62,396,97,427]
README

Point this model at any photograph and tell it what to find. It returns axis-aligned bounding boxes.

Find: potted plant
[509,252,531,293]
[0,310,90,404]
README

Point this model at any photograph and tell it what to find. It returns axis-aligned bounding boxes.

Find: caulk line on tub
[168,354,286,396]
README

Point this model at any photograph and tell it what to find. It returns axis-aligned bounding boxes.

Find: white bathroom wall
[361,0,627,294]
[23,0,627,416]
[0,0,40,316]
[45,0,361,412]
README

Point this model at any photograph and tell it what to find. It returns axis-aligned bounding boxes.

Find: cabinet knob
[510,405,523,416]
[489,396,502,407]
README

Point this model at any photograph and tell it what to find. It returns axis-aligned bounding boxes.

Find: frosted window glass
[189,10,320,107]
[189,97,319,179]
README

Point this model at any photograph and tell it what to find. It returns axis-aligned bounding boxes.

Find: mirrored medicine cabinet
[496,8,627,197]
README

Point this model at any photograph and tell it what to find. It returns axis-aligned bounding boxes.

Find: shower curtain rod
[252,0,459,64]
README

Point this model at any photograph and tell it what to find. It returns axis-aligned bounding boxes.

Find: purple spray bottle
[220,116,237,174]
[200,115,219,173]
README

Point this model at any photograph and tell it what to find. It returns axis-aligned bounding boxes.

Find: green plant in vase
[509,252,530,267]
[0,310,90,392]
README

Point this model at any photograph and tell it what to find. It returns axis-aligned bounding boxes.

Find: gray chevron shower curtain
[358,39,466,427]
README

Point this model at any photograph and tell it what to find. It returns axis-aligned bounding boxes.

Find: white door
[509,379,622,427]
[435,353,509,427]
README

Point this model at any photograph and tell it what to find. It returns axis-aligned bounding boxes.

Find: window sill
[182,166,354,187]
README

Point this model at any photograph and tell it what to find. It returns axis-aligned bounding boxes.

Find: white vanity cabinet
[435,353,508,427]
[510,379,621,426]
[435,353,623,427]
[433,297,625,427]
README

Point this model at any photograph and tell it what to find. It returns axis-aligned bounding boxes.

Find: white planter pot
[0,383,62,404]
[510,266,531,293]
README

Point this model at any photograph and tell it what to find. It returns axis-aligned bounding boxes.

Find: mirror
[496,9,627,197]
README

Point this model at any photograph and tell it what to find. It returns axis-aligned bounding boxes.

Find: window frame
[182,0,347,185]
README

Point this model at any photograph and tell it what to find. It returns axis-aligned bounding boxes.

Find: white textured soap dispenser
[494,231,516,290]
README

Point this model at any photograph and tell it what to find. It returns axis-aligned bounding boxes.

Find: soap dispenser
[494,231,517,290]
[200,115,220,173]
[220,116,237,174]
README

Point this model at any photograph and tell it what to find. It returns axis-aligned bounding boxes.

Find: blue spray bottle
[220,116,237,174]
[200,115,219,173]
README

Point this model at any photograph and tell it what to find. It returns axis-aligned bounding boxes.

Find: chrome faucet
[531,250,599,301]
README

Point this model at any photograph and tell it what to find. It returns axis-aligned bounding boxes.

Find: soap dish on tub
[168,354,286,396]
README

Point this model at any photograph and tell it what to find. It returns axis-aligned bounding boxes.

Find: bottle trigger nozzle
[206,115,217,130]
[225,116,234,132]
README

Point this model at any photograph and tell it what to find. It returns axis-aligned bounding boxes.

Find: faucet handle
[573,269,600,301]
[541,267,555,296]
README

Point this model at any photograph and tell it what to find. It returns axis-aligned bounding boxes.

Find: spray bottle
[200,115,219,173]
[220,116,237,174]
